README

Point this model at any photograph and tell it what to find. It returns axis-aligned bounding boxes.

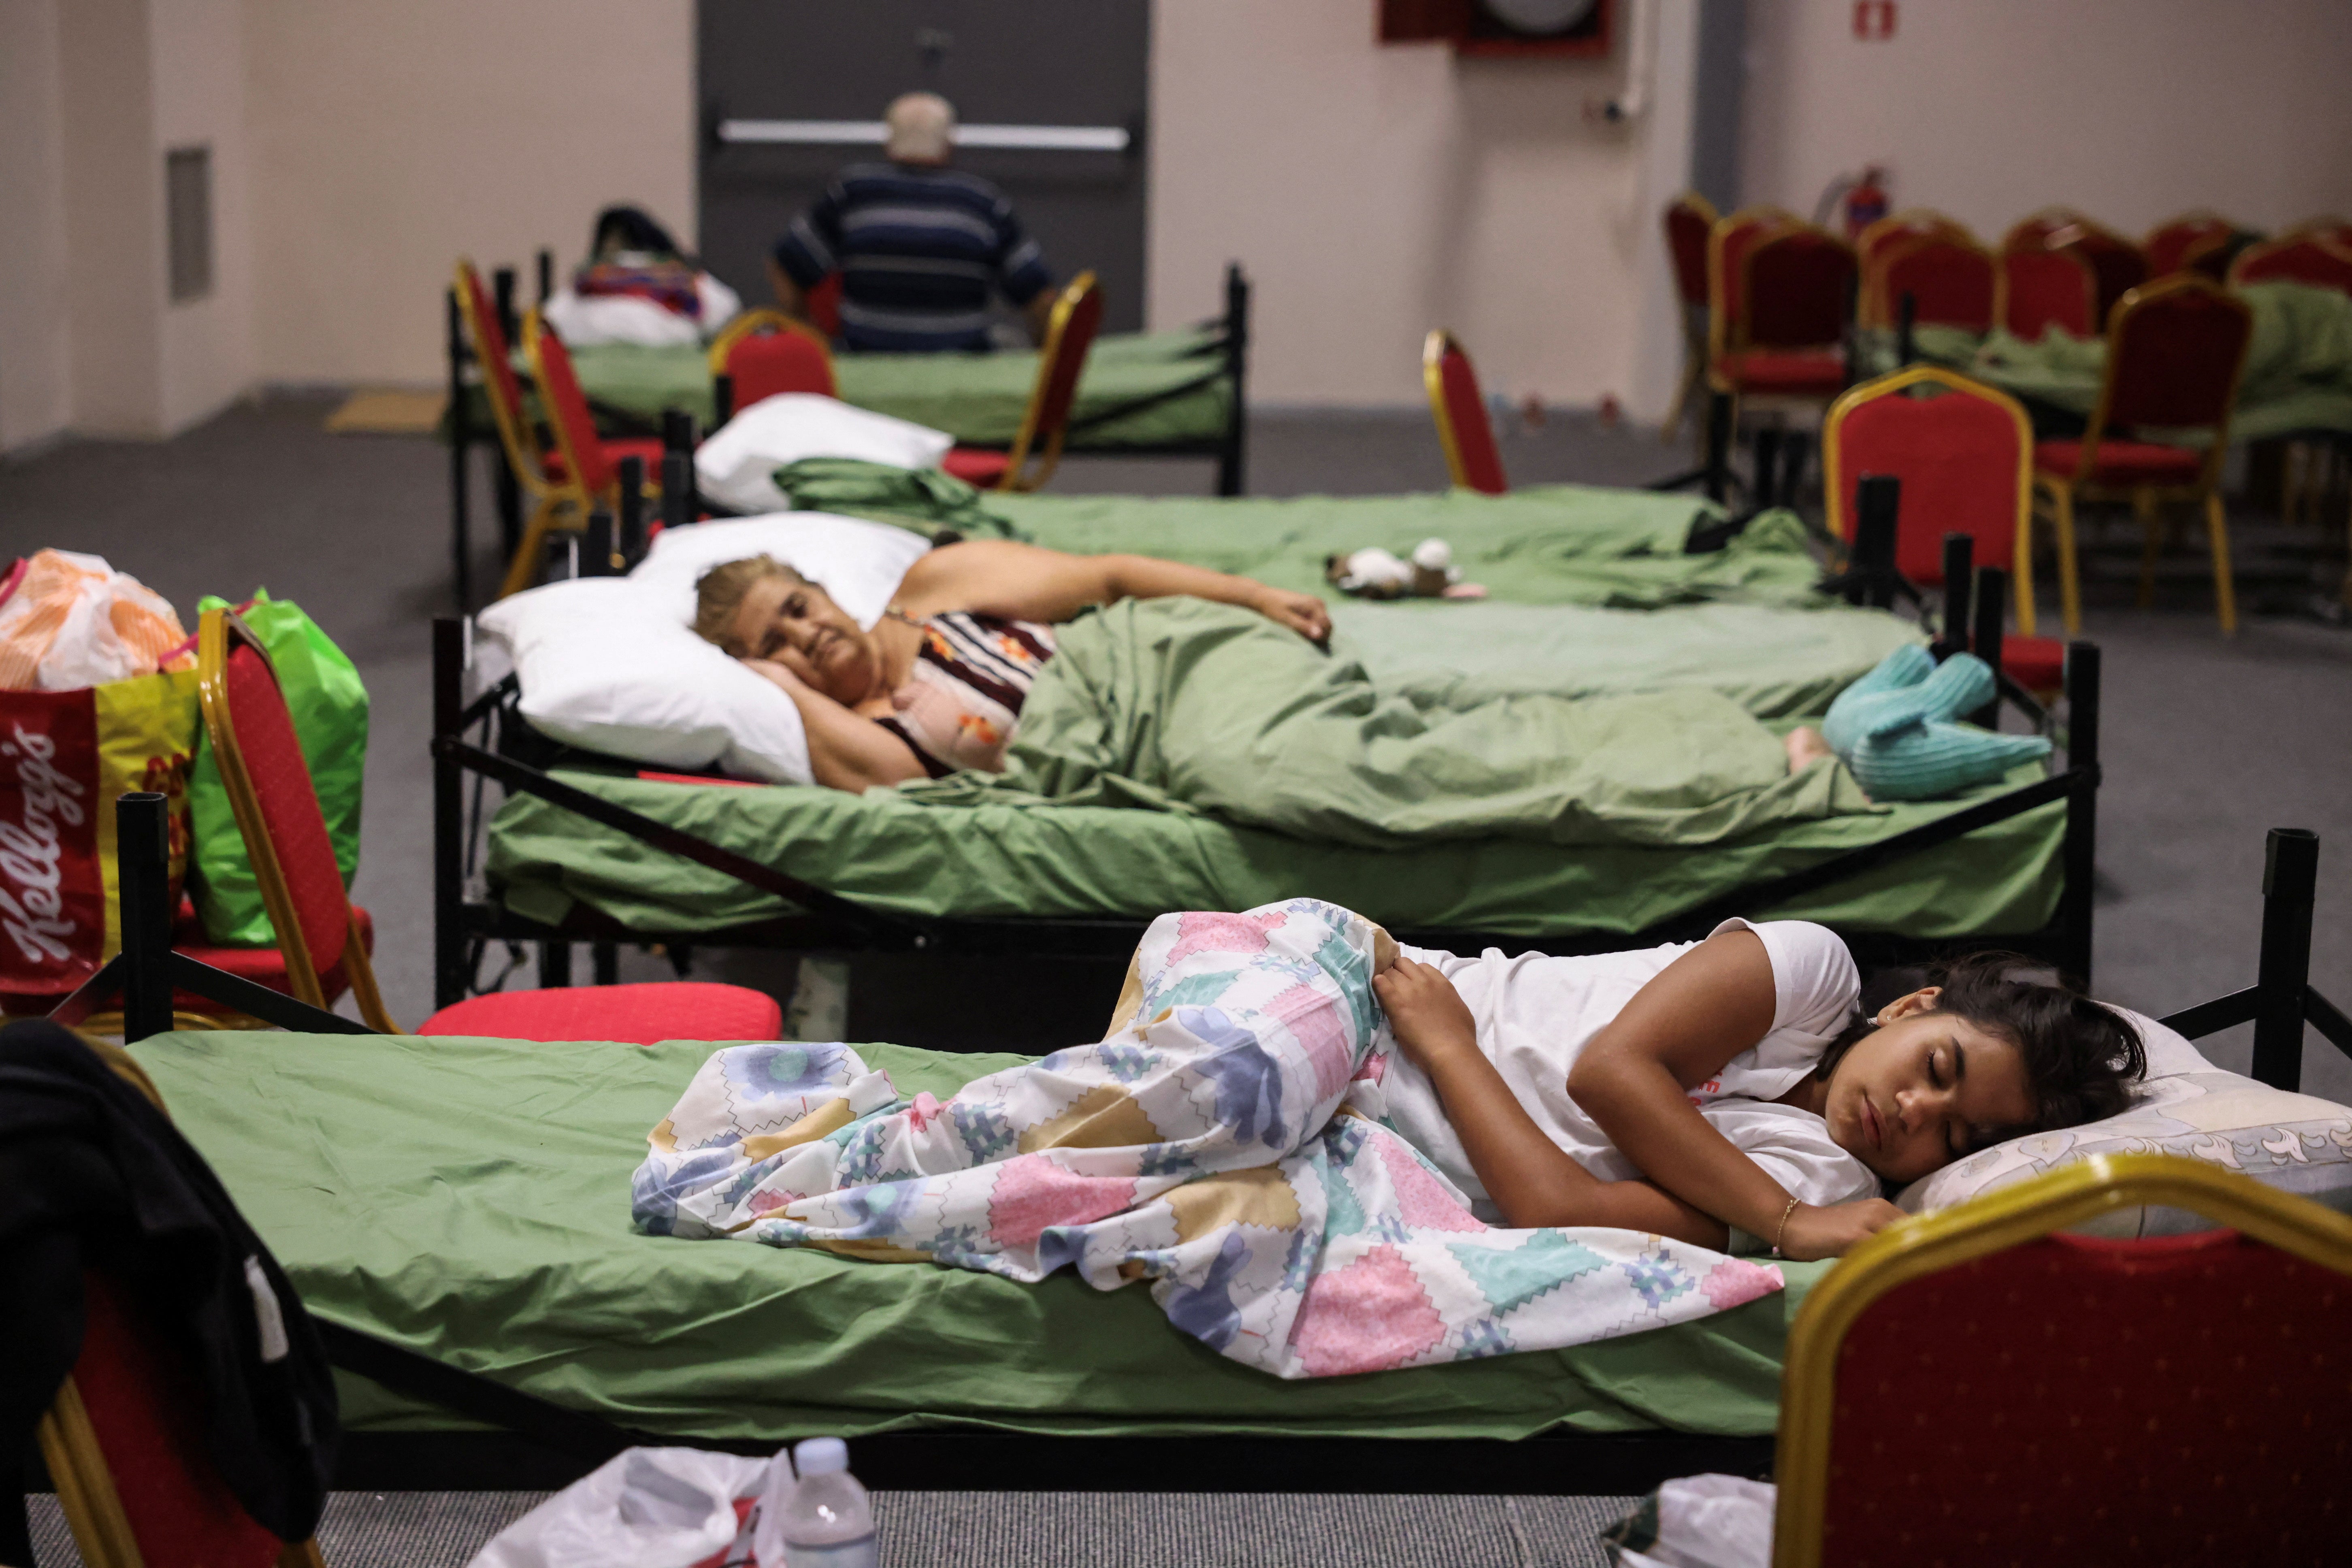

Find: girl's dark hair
[591,204,685,261]
[1817,951,2146,1139]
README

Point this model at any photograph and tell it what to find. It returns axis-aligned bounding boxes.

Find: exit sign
[1853,0,1896,39]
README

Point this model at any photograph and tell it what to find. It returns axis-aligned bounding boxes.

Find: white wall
[1739,0,2352,243]
[1150,0,1685,410]
[243,0,696,388]
[0,0,75,454]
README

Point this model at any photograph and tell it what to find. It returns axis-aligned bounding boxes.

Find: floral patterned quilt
[634,899,1781,1378]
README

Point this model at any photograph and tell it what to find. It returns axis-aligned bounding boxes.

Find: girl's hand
[1776,1197,1909,1261]
[1372,955,1478,1070]
[1251,586,1332,646]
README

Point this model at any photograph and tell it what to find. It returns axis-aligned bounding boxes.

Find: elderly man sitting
[767,92,1058,352]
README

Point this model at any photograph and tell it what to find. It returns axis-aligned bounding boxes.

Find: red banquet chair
[2284,214,2352,250]
[194,607,783,1043]
[1998,205,2088,256]
[2145,210,2239,281]
[507,309,667,599]
[1853,209,1972,325]
[1995,246,2097,341]
[1822,365,2064,690]
[41,1265,327,1568]
[1773,1155,2352,1567]
[1422,330,1507,495]
[1869,234,1996,335]
[2031,275,2254,636]
[1710,222,1856,409]
[1660,190,1719,443]
[2229,233,2352,294]
[707,308,837,422]
[2045,220,2149,326]
[937,271,1104,493]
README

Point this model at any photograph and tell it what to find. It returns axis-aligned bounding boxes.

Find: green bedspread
[896,597,1869,849]
[1860,281,2352,441]
[137,1029,1829,1441]
[562,326,1231,449]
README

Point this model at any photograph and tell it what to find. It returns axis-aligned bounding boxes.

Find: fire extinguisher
[1843,165,1889,239]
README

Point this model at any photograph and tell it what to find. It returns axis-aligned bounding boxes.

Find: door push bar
[717,118,1131,153]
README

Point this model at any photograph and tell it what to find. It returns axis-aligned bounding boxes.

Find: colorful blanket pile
[635,899,1781,1378]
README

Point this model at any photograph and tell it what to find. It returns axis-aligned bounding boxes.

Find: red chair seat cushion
[2033,438,2202,486]
[1715,349,1846,394]
[2000,635,2066,692]
[940,447,1010,486]
[542,437,669,484]
[419,980,783,1044]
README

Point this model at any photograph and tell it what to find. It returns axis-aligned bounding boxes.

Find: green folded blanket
[900,597,1877,848]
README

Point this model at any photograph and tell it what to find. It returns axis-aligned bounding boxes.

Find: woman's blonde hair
[692,555,812,654]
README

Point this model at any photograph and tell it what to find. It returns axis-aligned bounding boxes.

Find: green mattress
[1856,280,2352,442]
[136,1029,1830,1442]
[560,326,1231,450]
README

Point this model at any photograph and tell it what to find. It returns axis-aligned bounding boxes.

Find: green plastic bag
[187,591,369,945]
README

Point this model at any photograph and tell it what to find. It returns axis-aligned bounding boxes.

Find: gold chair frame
[1660,190,1719,445]
[2030,274,2253,636]
[1421,329,1500,493]
[196,609,401,1033]
[989,270,1101,493]
[1773,1152,2352,1567]
[705,307,837,385]
[1820,364,2039,634]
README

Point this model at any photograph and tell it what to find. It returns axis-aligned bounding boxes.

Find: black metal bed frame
[428,552,2106,1016]
[444,256,1253,609]
[62,794,2350,1495]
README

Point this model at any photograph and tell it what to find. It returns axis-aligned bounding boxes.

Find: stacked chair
[2030,277,2254,635]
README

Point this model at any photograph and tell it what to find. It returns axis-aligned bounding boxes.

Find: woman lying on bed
[692,546,1845,795]
[1371,920,2144,1258]
[692,543,1332,790]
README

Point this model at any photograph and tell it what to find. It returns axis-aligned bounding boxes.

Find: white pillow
[1896,1006,2352,1237]
[475,578,812,785]
[540,290,702,349]
[693,394,953,514]
[630,512,931,631]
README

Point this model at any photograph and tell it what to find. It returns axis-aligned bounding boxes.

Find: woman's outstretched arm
[745,658,926,792]
[897,540,1332,643]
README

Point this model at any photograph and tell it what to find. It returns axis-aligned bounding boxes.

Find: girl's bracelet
[1770,1195,1801,1258]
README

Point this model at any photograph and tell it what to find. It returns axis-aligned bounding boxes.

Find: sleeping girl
[640,903,2145,1375]
[690,545,1846,797]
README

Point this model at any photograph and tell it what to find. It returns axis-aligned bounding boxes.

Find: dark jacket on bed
[0,1018,337,1562]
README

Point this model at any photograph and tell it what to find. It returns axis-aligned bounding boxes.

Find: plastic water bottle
[759,1437,876,1568]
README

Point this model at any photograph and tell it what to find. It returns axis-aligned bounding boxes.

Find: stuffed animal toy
[1822,645,2052,801]
[1323,538,1487,600]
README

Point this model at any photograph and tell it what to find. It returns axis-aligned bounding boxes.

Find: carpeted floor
[28,1488,1646,1567]
[5,391,2349,1565]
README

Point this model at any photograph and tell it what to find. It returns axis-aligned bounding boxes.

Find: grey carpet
[26,1489,1642,1567]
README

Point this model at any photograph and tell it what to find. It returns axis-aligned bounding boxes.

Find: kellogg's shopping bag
[0,669,200,1009]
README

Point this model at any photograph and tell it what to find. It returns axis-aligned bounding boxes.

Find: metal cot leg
[2251,827,2321,1092]
[433,618,469,1012]
[117,792,175,1043]
[447,291,472,612]
[1217,262,1249,497]
[2058,642,2101,985]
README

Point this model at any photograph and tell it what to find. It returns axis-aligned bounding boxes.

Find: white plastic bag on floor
[467,1447,775,1568]
[1601,1475,1775,1568]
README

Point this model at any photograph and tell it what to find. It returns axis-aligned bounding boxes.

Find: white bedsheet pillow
[693,394,953,514]
[475,577,812,784]
[630,512,931,631]
[1895,1006,2352,1236]
[539,290,702,348]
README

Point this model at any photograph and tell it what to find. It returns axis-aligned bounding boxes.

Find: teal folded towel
[1823,645,2053,801]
